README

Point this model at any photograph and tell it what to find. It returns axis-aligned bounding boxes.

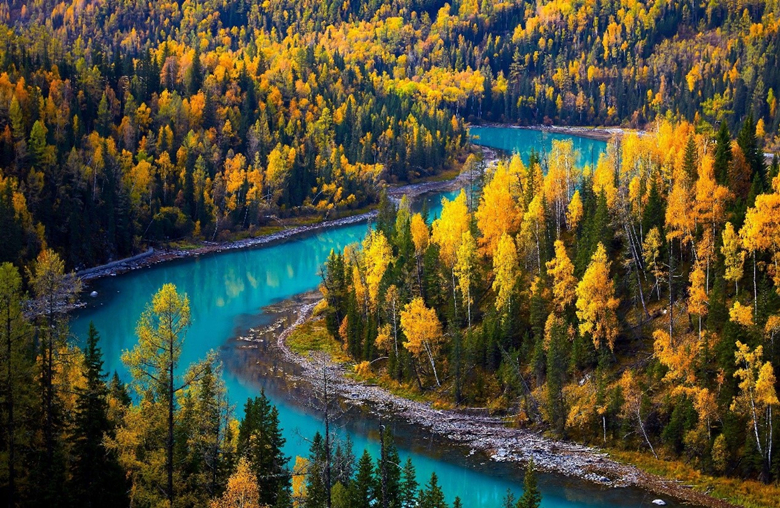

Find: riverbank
[76,152,493,283]
[265,298,738,508]
[470,122,637,142]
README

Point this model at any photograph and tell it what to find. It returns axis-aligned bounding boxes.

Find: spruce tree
[737,113,765,187]
[516,460,541,508]
[418,472,447,508]
[70,322,127,507]
[305,432,328,508]
[349,450,375,508]
[682,134,698,183]
[399,458,418,508]
[238,392,289,505]
[714,121,733,185]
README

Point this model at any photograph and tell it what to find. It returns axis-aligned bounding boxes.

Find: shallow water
[72,129,685,507]
[470,126,606,168]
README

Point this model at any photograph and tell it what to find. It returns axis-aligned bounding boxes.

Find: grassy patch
[611,450,780,508]
[287,319,351,363]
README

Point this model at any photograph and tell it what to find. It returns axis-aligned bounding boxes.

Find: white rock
[652,500,666,506]
[90,291,98,297]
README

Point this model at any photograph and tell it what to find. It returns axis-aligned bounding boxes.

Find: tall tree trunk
[380,419,388,508]
[424,342,440,386]
[168,345,175,504]
[669,240,674,346]
[324,368,332,508]
[753,251,758,316]
[637,408,658,459]
[5,304,15,508]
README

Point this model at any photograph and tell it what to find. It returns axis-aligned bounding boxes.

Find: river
[71,128,685,507]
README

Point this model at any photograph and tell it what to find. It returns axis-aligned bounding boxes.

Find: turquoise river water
[71,129,688,507]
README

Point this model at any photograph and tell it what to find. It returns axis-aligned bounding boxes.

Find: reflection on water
[72,129,687,508]
[470,127,607,168]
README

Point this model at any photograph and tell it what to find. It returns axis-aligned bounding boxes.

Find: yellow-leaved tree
[492,233,519,315]
[546,240,577,313]
[431,189,470,312]
[688,262,708,339]
[618,370,658,458]
[476,161,521,257]
[567,189,583,231]
[643,226,664,301]
[454,229,478,327]
[740,190,780,314]
[731,342,779,476]
[575,243,620,351]
[400,297,444,387]
[410,213,429,292]
[362,230,393,311]
[721,222,745,294]
[210,457,263,508]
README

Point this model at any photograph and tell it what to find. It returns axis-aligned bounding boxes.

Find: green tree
[399,458,418,508]
[305,432,329,508]
[714,122,733,185]
[349,450,375,508]
[517,460,541,508]
[26,248,81,500]
[418,472,447,508]
[70,323,127,507]
[122,283,211,505]
[238,392,289,505]
[0,262,32,507]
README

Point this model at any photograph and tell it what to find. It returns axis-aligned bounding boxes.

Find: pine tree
[238,392,289,505]
[737,113,765,188]
[0,262,32,507]
[516,460,541,508]
[683,134,698,183]
[418,472,447,508]
[305,433,329,508]
[70,322,127,507]
[349,450,375,508]
[399,458,418,508]
[714,122,733,185]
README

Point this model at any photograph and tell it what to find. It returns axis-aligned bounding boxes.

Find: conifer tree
[516,460,541,508]
[70,322,127,507]
[238,392,289,505]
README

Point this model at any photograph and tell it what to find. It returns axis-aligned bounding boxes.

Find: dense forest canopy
[318,118,780,500]
[1,0,780,506]
[0,0,779,270]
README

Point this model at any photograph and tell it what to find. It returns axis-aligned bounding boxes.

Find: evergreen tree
[418,472,447,508]
[517,460,541,508]
[737,113,765,187]
[714,122,733,186]
[238,392,289,505]
[70,322,127,507]
[641,180,665,238]
[502,489,516,508]
[399,458,418,508]
[305,432,328,508]
[349,450,375,508]
[682,134,698,183]
[0,263,33,507]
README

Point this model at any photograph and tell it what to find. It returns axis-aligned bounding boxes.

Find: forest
[1,0,780,506]
[0,0,779,271]
[319,117,780,493]
[1,263,546,507]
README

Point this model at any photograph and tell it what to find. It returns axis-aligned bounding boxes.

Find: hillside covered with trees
[1,0,780,271]
[318,118,780,502]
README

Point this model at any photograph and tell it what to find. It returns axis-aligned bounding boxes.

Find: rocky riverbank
[75,153,494,283]
[262,298,738,508]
